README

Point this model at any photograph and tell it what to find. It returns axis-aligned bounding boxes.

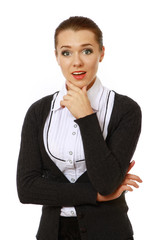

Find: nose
[72,53,83,67]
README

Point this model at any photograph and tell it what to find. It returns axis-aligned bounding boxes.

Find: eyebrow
[60,43,93,49]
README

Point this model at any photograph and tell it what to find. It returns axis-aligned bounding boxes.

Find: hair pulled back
[54,16,103,50]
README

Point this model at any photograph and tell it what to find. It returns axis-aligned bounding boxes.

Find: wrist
[77,109,94,119]
[97,192,115,202]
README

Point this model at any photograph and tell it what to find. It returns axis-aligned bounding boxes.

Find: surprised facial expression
[55,29,105,90]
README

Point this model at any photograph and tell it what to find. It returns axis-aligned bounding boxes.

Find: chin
[72,80,86,88]
[77,83,87,89]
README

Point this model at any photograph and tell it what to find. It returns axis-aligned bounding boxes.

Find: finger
[60,100,68,108]
[67,90,76,96]
[66,80,81,93]
[60,100,65,107]
[122,179,140,188]
[82,85,87,94]
[118,185,133,195]
[63,95,72,100]
[127,160,135,173]
[126,174,143,183]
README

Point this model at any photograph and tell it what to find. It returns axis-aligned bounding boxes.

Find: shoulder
[24,91,59,123]
[108,91,142,135]
[113,91,142,117]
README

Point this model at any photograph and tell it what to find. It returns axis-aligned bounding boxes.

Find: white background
[0,0,160,239]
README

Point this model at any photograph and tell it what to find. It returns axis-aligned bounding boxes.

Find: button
[80,227,87,233]
[69,151,73,155]
[74,124,77,128]
[71,210,75,215]
[72,132,76,135]
[68,160,73,164]
[71,178,75,183]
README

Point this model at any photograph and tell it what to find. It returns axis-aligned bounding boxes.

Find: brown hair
[54,16,103,50]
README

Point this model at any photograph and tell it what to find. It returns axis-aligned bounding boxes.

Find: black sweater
[17,91,142,240]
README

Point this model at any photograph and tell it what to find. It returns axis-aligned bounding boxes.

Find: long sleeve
[17,102,97,206]
[74,93,142,195]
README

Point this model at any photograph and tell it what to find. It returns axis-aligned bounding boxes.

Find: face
[55,29,105,90]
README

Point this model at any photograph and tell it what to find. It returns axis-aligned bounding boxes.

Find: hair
[54,16,103,50]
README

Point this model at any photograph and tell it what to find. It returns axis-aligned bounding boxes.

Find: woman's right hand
[97,160,142,202]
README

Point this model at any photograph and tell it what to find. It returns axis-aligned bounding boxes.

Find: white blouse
[43,77,115,217]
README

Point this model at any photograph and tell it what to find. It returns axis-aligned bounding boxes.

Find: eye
[82,48,93,55]
[61,51,71,56]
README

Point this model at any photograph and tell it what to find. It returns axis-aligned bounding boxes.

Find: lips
[72,71,86,80]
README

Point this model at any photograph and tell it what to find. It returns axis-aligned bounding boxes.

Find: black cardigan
[17,91,142,240]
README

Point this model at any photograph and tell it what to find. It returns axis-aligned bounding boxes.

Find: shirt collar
[53,77,104,112]
[87,77,103,111]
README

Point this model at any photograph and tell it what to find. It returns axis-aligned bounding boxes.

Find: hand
[60,81,94,119]
[97,160,143,202]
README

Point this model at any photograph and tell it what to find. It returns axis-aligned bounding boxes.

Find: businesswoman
[17,16,142,240]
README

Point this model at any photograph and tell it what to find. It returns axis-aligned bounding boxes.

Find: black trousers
[58,216,134,240]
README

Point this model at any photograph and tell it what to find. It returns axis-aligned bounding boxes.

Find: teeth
[72,72,86,75]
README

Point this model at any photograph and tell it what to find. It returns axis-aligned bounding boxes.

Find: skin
[56,29,105,92]
[97,160,142,201]
[55,29,142,201]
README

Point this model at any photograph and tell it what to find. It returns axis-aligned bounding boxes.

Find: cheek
[58,58,69,72]
[88,58,100,72]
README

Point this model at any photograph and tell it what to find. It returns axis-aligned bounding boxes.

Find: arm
[74,96,142,196]
[60,81,142,197]
[97,160,142,201]
[17,103,97,206]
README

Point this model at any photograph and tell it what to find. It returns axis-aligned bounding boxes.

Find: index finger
[66,80,81,93]
[126,173,143,183]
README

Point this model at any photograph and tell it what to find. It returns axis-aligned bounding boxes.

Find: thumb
[127,160,135,173]
[82,85,87,93]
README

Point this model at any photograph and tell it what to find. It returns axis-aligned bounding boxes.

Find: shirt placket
[66,122,78,184]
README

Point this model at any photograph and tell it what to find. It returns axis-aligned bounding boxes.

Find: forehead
[56,29,98,48]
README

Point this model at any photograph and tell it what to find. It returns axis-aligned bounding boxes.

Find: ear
[99,46,105,62]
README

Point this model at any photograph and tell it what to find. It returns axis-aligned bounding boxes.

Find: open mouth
[72,71,86,75]
[72,71,86,80]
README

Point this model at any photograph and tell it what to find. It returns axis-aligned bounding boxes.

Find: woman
[17,16,142,240]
